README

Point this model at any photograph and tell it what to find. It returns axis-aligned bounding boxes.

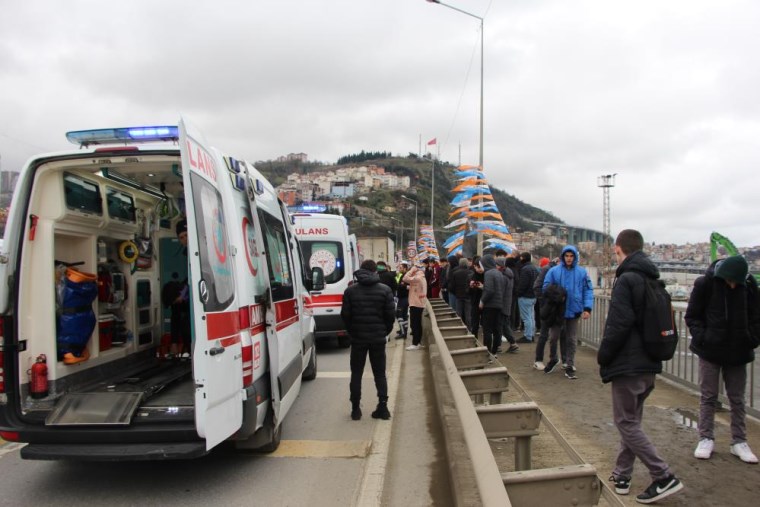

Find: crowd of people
[339,230,759,504]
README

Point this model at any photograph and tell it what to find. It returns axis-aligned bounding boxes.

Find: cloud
[0,0,758,247]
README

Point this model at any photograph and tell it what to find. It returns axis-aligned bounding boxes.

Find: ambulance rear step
[45,362,191,426]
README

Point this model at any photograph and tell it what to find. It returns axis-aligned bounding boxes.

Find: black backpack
[636,274,678,361]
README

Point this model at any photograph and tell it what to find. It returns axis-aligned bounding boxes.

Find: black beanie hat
[714,255,748,285]
[175,219,187,236]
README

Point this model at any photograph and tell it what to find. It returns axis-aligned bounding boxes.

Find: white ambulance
[292,213,354,348]
[0,120,323,460]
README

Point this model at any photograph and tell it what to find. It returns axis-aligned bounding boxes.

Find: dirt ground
[491,338,760,507]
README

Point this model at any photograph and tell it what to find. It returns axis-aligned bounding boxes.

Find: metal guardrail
[426,299,606,507]
[579,295,759,419]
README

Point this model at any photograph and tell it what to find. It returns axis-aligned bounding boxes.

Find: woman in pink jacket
[403,265,428,351]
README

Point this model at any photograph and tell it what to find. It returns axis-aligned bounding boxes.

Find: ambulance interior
[17,155,198,426]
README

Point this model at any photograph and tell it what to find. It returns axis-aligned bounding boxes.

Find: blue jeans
[448,293,457,312]
[517,297,536,340]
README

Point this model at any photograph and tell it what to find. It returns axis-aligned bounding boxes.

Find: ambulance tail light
[0,431,19,442]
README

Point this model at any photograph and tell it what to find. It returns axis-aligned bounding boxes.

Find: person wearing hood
[479,254,505,355]
[686,255,760,464]
[598,230,684,503]
[341,259,396,421]
[542,244,593,379]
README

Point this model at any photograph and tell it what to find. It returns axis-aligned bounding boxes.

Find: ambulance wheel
[257,418,282,453]
[302,345,317,381]
[338,335,351,348]
[236,411,282,453]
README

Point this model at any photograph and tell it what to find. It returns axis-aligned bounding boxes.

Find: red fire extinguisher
[29,354,48,399]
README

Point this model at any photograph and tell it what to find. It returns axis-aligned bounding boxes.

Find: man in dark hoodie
[479,254,505,355]
[598,229,683,504]
[686,255,760,464]
[341,259,396,421]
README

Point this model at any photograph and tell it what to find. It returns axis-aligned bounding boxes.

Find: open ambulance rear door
[179,119,243,450]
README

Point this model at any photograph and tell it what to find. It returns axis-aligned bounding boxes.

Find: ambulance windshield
[301,241,345,284]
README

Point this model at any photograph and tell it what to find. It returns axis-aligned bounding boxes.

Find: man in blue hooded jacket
[542,245,593,379]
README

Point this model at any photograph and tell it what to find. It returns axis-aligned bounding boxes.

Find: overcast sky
[1,0,758,247]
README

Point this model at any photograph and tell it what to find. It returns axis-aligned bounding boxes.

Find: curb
[353,338,405,506]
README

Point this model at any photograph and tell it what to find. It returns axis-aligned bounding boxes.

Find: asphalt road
[0,341,398,507]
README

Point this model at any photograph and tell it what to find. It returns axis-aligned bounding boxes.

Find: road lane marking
[264,439,371,458]
[316,371,352,378]
[0,442,25,457]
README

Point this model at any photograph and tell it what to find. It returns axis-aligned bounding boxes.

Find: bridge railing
[579,295,759,419]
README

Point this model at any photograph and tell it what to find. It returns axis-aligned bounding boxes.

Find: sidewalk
[378,337,452,506]
[496,337,760,507]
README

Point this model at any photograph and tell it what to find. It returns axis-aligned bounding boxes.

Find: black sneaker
[544,359,559,373]
[507,344,519,353]
[635,475,683,504]
[609,475,631,495]
[564,367,578,380]
[351,405,362,421]
[371,403,391,420]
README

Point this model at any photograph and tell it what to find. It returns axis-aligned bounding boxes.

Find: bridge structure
[528,219,609,246]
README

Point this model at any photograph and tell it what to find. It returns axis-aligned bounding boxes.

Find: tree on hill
[254,155,564,248]
[337,151,393,165]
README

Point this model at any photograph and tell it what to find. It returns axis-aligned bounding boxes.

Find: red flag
[427,138,437,146]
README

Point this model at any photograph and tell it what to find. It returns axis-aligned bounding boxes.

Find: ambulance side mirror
[310,266,325,292]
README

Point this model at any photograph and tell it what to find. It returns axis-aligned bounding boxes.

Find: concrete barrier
[444,335,479,351]
[425,298,608,506]
[426,303,513,506]
[502,464,601,507]
[450,346,492,370]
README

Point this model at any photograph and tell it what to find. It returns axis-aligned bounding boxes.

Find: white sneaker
[694,438,714,459]
[730,442,759,464]
[405,344,420,351]
[533,361,545,370]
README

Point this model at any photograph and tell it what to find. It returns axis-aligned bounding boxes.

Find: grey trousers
[549,318,578,367]
[698,358,748,444]
[611,374,671,481]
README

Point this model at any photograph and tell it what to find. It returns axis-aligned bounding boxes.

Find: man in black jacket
[341,259,396,421]
[686,255,760,464]
[516,252,539,343]
[597,229,683,504]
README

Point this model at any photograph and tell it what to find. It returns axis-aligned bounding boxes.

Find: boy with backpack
[598,229,684,504]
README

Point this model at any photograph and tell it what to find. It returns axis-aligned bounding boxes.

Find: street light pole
[401,195,418,259]
[389,216,403,263]
[427,0,484,255]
